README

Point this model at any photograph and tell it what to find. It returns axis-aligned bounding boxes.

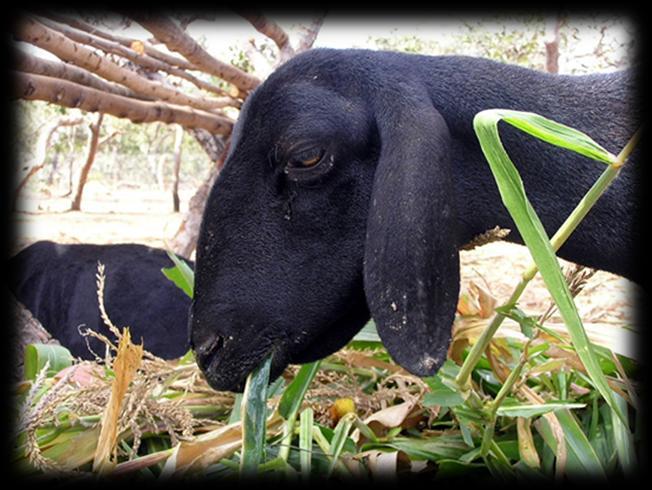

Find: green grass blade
[555,409,606,478]
[612,393,635,475]
[163,250,195,298]
[496,401,586,418]
[278,361,320,420]
[473,109,627,427]
[239,354,272,477]
[496,110,616,164]
[327,413,356,476]
[299,408,314,479]
[228,394,243,424]
[278,361,320,461]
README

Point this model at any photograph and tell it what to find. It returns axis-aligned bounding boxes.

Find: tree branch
[15,48,141,99]
[38,16,240,105]
[132,14,261,96]
[296,13,326,53]
[14,71,234,134]
[42,11,197,70]
[14,17,234,113]
[235,9,294,62]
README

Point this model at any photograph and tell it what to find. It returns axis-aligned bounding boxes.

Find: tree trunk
[171,124,184,213]
[13,116,83,210]
[70,112,103,211]
[10,293,60,382]
[545,16,562,74]
[170,139,229,257]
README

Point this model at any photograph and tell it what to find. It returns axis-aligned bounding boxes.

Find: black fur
[190,49,640,392]
[8,241,193,359]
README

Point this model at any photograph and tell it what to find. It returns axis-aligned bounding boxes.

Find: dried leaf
[340,351,403,373]
[53,361,104,388]
[517,417,541,468]
[361,449,399,478]
[360,400,418,439]
[92,329,143,474]
[456,281,497,319]
[162,412,284,476]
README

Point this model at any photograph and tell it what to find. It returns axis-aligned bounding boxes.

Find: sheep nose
[187,307,225,363]
[198,334,224,358]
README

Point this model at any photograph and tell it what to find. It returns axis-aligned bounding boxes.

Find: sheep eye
[288,148,324,168]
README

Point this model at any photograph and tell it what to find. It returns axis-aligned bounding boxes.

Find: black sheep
[9,241,193,359]
[187,49,640,392]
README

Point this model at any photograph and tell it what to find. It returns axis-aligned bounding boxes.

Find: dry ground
[10,184,642,359]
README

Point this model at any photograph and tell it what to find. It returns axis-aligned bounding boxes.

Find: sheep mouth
[196,334,290,393]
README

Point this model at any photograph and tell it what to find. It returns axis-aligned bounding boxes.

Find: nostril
[197,335,225,359]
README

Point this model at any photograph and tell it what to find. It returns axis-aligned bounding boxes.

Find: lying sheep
[186,49,639,392]
[9,241,193,359]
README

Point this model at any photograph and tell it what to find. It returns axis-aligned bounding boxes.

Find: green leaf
[162,250,194,298]
[365,434,469,462]
[494,304,537,339]
[278,361,320,420]
[496,401,586,418]
[555,408,607,478]
[277,361,320,462]
[24,344,73,380]
[239,354,273,476]
[348,321,383,349]
[495,110,616,164]
[327,413,356,476]
[423,374,465,407]
[611,393,635,475]
[299,408,314,479]
[473,109,627,427]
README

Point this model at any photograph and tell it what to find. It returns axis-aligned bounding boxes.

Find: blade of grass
[278,361,320,420]
[163,250,194,298]
[278,361,320,461]
[555,408,606,478]
[239,354,273,477]
[327,412,356,476]
[612,393,635,475]
[299,408,314,479]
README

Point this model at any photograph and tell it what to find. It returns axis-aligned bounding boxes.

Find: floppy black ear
[364,96,460,377]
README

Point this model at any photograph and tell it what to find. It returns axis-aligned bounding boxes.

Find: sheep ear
[363,101,460,377]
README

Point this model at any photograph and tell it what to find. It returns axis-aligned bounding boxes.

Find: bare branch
[14,71,234,135]
[15,18,237,110]
[235,9,294,61]
[42,12,196,70]
[38,16,240,105]
[132,14,261,95]
[15,48,141,99]
[176,13,218,31]
[14,18,234,113]
[296,14,326,53]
